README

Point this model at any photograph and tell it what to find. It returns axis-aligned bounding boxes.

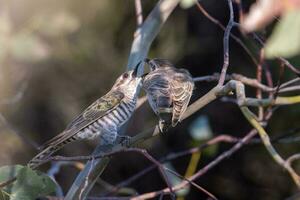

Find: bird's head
[112,61,142,99]
[144,58,174,71]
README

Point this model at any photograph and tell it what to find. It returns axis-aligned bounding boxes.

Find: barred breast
[75,100,136,144]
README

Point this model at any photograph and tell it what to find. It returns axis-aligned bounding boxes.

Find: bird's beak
[141,72,149,79]
[144,58,150,64]
[132,61,142,77]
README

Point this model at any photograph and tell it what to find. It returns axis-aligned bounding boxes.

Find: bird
[142,58,194,132]
[28,62,142,169]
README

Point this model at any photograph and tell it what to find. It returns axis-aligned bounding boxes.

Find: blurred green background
[1,0,300,199]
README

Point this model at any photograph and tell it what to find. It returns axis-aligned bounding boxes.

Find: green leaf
[265,11,300,58]
[0,165,56,200]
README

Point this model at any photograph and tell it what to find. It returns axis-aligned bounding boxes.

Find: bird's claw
[158,120,170,134]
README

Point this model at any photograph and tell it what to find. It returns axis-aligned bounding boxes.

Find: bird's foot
[158,120,170,134]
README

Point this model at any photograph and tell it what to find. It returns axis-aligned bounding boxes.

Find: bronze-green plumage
[143,58,194,132]
[28,62,142,169]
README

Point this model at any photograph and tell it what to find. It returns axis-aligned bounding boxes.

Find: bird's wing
[170,71,194,126]
[143,72,171,114]
[38,91,125,149]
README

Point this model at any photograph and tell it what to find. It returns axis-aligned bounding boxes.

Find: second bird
[143,58,194,132]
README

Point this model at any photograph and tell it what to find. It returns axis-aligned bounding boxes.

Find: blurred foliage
[180,0,197,9]
[242,0,300,58]
[189,115,213,141]
[0,165,56,200]
[265,10,300,58]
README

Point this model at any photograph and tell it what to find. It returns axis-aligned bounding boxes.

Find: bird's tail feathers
[27,145,61,169]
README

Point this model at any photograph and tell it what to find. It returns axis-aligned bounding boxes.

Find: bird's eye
[123,73,129,79]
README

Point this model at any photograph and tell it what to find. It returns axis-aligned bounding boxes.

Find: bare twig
[186,79,300,188]
[196,0,300,80]
[256,49,264,120]
[193,73,274,92]
[240,105,300,186]
[135,150,176,199]
[49,135,238,197]
[107,128,300,195]
[45,148,218,199]
[222,80,300,187]
[280,78,300,89]
[286,154,300,168]
[193,73,300,94]
[218,0,236,86]
[131,130,257,200]
[263,62,274,100]
[195,1,258,66]
[163,166,217,200]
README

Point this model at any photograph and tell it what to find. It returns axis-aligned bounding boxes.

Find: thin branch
[279,86,300,93]
[195,1,258,66]
[105,134,238,196]
[218,0,236,86]
[286,154,300,168]
[280,78,300,89]
[223,80,300,187]
[108,127,300,195]
[131,130,257,200]
[135,150,176,199]
[240,105,300,186]
[46,148,218,199]
[106,128,300,197]
[196,0,300,79]
[163,167,217,200]
[193,73,300,94]
[256,49,264,120]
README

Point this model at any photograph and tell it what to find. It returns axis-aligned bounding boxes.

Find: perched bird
[28,62,142,168]
[142,58,194,132]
